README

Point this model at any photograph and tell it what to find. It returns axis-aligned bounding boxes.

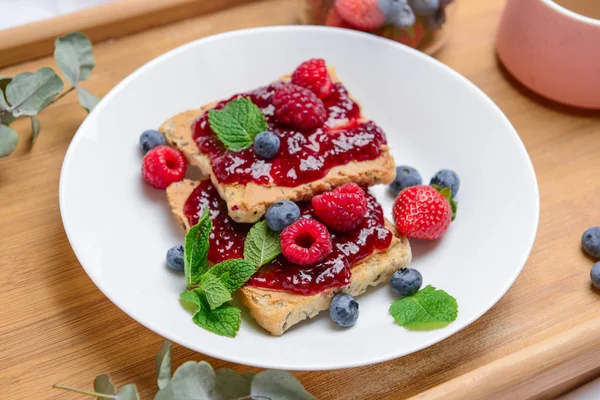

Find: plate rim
[59,25,540,370]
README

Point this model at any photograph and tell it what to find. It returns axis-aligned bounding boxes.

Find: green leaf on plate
[54,32,95,86]
[0,124,18,157]
[77,87,100,113]
[200,274,232,310]
[192,298,241,338]
[389,285,458,329]
[204,258,256,293]
[244,220,281,268]
[6,68,64,117]
[184,208,211,286]
[208,97,266,151]
[251,370,316,400]
[155,341,172,390]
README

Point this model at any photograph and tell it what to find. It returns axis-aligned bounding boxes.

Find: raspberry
[142,145,187,189]
[312,183,368,232]
[335,0,386,31]
[291,59,333,99]
[281,218,333,265]
[325,8,356,29]
[273,84,326,131]
[392,185,452,240]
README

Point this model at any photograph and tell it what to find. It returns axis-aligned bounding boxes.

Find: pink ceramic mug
[497,0,600,109]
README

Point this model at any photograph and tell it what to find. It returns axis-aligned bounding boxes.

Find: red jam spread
[192,82,388,187]
[183,181,393,296]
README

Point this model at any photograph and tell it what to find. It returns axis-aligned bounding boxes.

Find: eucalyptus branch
[47,86,75,108]
[52,384,116,399]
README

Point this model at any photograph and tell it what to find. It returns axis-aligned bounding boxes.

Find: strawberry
[392,185,456,240]
[334,0,387,31]
[325,8,356,29]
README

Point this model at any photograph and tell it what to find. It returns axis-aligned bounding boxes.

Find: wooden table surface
[1,0,600,399]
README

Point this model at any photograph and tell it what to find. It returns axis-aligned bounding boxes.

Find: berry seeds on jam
[183,181,393,296]
[192,81,388,187]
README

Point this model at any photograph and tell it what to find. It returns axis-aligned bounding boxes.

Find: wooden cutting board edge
[0,0,264,68]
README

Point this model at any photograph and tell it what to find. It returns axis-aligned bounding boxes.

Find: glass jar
[301,0,457,55]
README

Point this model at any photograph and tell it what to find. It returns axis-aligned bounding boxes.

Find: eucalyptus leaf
[251,370,315,400]
[156,341,172,390]
[93,374,117,398]
[0,110,14,125]
[212,369,252,400]
[77,87,99,113]
[0,76,10,110]
[0,124,18,157]
[6,68,64,117]
[30,116,40,143]
[118,384,140,400]
[154,361,216,400]
[54,32,95,85]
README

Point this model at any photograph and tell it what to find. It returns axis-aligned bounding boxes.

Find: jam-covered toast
[166,179,411,336]
[159,68,396,224]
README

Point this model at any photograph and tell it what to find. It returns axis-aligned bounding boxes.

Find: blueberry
[592,263,600,289]
[390,165,422,196]
[582,227,600,258]
[265,201,300,232]
[254,131,280,159]
[166,245,185,271]
[409,0,440,16]
[430,169,460,199]
[140,129,166,154]
[378,0,408,19]
[391,4,416,28]
[329,293,359,327]
[390,268,423,296]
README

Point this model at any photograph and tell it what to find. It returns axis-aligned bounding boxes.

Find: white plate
[59,26,539,370]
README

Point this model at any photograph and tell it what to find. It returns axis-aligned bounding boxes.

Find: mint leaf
[389,285,458,329]
[192,297,241,338]
[205,259,256,292]
[185,208,211,286]
[6,68,64,117]
[200,274,232,310]
[0,124,18,157]
[244,220,281,267]
[180,290,200,309]
[208,97,266,151]
[54,32,95,86]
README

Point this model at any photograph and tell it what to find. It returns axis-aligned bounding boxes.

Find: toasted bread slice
[160,69,396,224]
[167,179,412,336]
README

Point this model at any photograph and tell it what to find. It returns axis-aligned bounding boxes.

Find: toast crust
[159,70,396,224]
[166,179,412,336]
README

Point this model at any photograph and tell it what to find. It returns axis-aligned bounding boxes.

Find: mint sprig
[208,97,267,151]
[180,208,257,337]
[389,285,458,330]
[244,220,281,267]
[184,208,211,286]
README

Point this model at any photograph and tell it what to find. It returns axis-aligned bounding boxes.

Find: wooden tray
[1,0,600,399]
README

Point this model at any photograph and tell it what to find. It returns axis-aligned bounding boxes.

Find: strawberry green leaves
[184,208,211,286]
[389,285,458,330]
[433,184,457,221]
[208,97,267,151]
[180,210,255,337]
[244,220,281,267]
